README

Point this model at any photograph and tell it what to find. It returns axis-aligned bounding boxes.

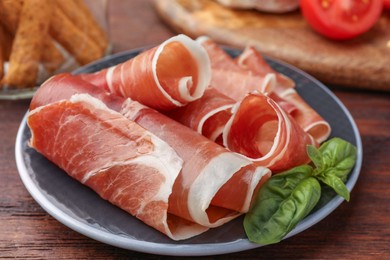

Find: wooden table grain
[1,0,389,259]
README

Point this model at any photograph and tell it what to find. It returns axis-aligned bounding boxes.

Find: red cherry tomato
[300,0,383,40]
[384,0,390,9]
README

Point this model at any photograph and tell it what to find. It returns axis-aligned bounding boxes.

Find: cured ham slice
[30,73,271,239]
[210,69,275,101]
[197,36,275,99]
[278,89,331,143]
[199,37,331,143]
[30,73,124,112]
[223,92,317,173]
[237,46,331,143]
[28,94,199,240]
[79,34,211,110]
[236,45,295,92]
[167,87,234,142]
[235,45,298,114]
[168,86,316,172]
[169,90,317,172]
[197,36,242,71]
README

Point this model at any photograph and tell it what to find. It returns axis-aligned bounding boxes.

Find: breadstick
[0,0,23,33]
[41,36,65,73]
[55,0,108,53]
[50,6,103,65]
[3,0,51,87]
[0,24,5,80]
[0,0,64,73]
[0,22,13,81]
[0,24,13,61]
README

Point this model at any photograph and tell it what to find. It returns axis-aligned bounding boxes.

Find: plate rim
[15,48,363,256]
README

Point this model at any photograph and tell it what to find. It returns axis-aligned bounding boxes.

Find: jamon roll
[79,34,211,110]
[236,46,331,143]
[28,94,190,239]
[168,87,317,173]
[198,37,331,143]
[167,87,235,143]
[223,92,317,173]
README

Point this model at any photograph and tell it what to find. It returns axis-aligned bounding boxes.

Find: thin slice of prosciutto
[236,45,296,92]
[162,38,320,172]
[167,87,235,142]
[79,34,211,111]
[223,92,317,173]
[197,36,275,99]
[30,73,271,239]
[236,45,331,143]
[169,86,318,173]
[199,37,331,143]
[28,94,199,240]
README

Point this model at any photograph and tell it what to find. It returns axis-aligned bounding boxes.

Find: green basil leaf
[244,165,321,245]
[318,174,350,201]
[306,145,323,171]
[311,137,357,182]
[313,184,337,211]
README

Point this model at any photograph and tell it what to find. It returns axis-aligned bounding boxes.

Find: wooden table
[1,1,389,258]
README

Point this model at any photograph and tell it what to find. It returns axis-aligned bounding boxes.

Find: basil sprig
[244,137,357,245]
[308,137,357,201]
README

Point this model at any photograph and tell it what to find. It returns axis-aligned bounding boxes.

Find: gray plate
[15,48,363,256]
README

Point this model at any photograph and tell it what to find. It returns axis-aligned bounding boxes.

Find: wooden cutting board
[154,0,390,91]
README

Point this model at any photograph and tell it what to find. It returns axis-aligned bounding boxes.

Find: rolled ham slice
[167,87,235,142]
[197,36,275,99]
[28,94,197,240]
[223,92,317,173]
[30,73,271,240]
[169,85,317,173]
[199,37,331,143]
[236,45,295,92]
[79,34,211,110]
[237,46,331,143]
